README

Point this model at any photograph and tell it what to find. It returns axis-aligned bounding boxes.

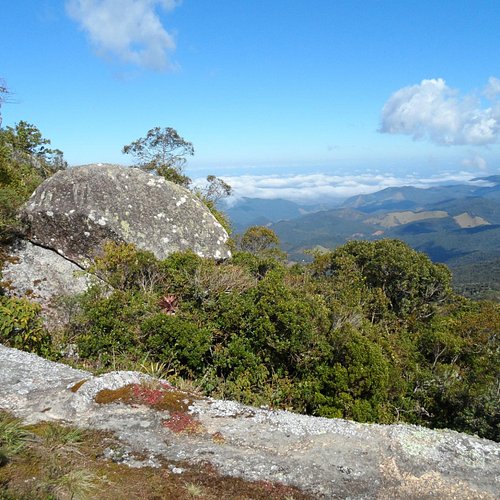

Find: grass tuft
[52,468,101,499]
[0,411,28,464]
[34,422,85,450]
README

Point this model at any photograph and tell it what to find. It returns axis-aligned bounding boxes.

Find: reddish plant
[133,384,166,406]
[95,381,192,413]
[163,412,203,434]
[158,294,178,315]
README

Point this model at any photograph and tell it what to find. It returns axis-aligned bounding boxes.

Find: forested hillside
[245,178,500,299]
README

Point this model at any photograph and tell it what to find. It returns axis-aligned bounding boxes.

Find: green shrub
[413,299,500,440]
[70,288,154,365]
[312,239,452,322]
[309,326,390,422]
[0,121,66,241]
[141,313,212,376]
[0,296,50,354]
[89,241,163,292]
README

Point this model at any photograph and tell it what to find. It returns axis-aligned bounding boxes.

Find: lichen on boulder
[20,164,231,264]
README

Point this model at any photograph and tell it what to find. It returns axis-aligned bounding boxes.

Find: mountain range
[225,175,500,299]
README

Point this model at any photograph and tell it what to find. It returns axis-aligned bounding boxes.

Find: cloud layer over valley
[198,171,484,205]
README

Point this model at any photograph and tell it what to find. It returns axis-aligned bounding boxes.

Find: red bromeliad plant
[158,294,178,315]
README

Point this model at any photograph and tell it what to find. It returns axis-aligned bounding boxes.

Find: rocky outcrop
[1,343,498,499]
[21,164,231,264]
[2,164,231,310]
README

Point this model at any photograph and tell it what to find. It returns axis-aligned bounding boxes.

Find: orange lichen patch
[212,431,226,444]
[94,383,195,413]
[0,279,14,291]
[70,379,89,393]
[1,254,20,265]
[162,412,204,435]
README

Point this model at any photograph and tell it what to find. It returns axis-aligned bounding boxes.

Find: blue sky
[1,1,500,201]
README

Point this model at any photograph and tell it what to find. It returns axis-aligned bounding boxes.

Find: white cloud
[195,171,479,204]
[66,0,181,70]
[380,78,500,146]
[461,154,487,171]
[484,77,500,99]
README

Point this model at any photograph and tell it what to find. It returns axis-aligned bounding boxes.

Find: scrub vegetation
[44,238,496,441]
[0,101,498,446]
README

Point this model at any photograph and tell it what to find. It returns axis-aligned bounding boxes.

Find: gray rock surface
[1,343,498,499]
[2,239,90,301]
[21,164,231,264]
[1,240,93,329]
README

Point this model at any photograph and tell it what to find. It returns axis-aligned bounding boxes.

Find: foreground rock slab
[0,344,498,499]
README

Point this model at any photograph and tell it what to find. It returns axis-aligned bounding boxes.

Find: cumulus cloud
[194,171,477,204]
[380,78,500,146]
[66,0,181,70]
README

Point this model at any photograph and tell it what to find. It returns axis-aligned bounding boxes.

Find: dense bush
[142,314,212,376]
[0,235,493,441]
[0,121,66,241]
[0,296,51,354]
[55,240,500,441]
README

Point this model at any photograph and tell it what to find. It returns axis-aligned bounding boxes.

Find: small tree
[201,175,232,203]
[239,226,282,255]
[2,121,67,177]
[193,175,233,234]
[0,80,10,127]
[122,127,194,187]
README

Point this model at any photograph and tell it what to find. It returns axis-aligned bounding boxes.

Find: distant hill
[429,197,500,223]
[342,184,487,212]
[249,176,500,299]
[223,197,332,231]
[339,176,500,213]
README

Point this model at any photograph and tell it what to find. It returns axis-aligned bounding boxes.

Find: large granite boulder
[20,164,231,264]
[2,164,231,324]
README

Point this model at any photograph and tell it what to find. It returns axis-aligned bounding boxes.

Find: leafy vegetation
[51,237,498,441]
[0,120,67,241]
[0,296,51,355]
